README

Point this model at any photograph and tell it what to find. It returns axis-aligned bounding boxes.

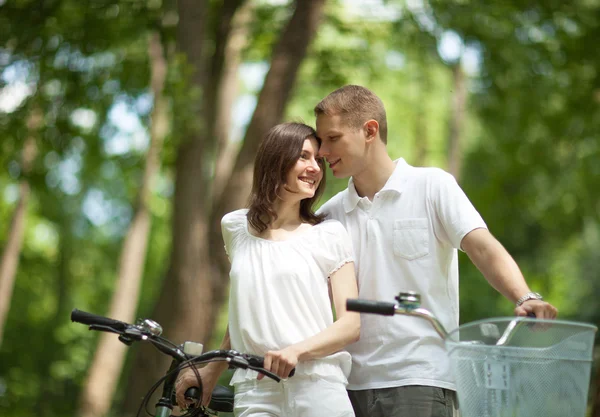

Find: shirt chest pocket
[393,218,429,260]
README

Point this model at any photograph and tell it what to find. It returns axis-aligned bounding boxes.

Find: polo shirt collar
[343,158,410,213]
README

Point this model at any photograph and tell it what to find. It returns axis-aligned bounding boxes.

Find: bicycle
[347,292,597,417]
[71,309,292,417]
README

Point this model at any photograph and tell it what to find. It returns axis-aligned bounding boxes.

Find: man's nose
[318,143,329,158]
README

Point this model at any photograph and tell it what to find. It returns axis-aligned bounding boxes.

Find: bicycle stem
[394,292,532,345]
[155,358,182,416]
[394,292,449,339]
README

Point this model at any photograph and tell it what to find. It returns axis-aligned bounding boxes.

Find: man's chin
[331,170,349,179]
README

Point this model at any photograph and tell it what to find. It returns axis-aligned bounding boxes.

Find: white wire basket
[445,318,597,417]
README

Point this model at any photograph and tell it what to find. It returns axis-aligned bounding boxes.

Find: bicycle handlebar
[71,309,293,381]
[72,308,299,416]
[346,297,450,339]
[346,299,396,316]
[71,308,128,331]
[347,294,538,344]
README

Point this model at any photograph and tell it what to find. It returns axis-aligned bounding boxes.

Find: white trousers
[233,375,355,417]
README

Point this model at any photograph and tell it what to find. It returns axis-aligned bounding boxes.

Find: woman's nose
[308,158,321,172]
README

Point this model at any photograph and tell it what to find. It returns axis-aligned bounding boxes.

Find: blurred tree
[77,30,169,417]
[0,1,166,416]
[0,109,39,346]
[447,63,466,180]
[212,1,255,200]
[121,1,326,414]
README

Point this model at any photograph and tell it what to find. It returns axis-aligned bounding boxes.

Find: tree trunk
[120,1,214,414]
[212,1,254,201]
[76,31,168,417]
[0,109,40,346]
[210,0,327,275]
[34,214,74,415]
[202,0,246,164]
[121,2,326,415]
[448,63,466,181]
[413,55,430,167]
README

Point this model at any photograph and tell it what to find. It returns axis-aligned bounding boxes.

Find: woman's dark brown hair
[247,123,326,233]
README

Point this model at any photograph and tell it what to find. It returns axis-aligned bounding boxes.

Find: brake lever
[241,353,296,378]
[247,366,281,382]
[227,355,282,382]
[88,324,124,334]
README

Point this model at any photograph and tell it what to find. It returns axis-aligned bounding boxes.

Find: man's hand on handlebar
[515,299,558,319]
[259,347,299,380]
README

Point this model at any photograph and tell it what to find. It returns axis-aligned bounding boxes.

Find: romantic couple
[176,85,558,417]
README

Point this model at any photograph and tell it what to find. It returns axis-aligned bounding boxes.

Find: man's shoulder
[401,165,459,195]
[407,164,455,183]
[317,190,348,218]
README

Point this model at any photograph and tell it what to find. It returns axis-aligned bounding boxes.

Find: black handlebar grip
[244,353,296,377]
[346,299,396,316]
[71,309,127,331]
[184,387,201,401]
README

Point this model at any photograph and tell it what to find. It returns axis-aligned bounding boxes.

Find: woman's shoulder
[221,209,249,232]
[314,218,349,238]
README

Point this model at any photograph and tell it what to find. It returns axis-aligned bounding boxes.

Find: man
[314,85,558,417]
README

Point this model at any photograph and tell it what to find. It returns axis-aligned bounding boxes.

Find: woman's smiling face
[282,137,323,201]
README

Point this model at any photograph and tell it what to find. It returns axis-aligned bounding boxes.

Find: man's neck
[352,154,396,200]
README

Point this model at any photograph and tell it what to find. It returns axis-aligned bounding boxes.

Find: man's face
[316,113,367,179]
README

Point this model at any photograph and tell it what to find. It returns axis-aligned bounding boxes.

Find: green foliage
[424,0,600,322]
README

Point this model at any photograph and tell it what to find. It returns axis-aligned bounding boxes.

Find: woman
[176,122,359,417]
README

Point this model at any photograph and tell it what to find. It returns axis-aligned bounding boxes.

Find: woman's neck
[270,199,302,229]
[251,199,309,241]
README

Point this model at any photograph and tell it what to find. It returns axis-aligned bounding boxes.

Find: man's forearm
[462,228,530,303]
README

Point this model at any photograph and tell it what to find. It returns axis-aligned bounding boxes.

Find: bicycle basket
[445,317,597,417]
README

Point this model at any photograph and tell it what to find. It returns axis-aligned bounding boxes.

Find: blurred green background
[0,0,599,416]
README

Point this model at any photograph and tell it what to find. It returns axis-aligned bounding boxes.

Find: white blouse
[221,209,355,385]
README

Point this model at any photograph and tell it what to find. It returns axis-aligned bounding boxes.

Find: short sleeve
[316,220,355,277]
[430,171,487,250]
[221,209,248,259]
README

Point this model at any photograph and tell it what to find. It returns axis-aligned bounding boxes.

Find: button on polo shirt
[318,158,487,391]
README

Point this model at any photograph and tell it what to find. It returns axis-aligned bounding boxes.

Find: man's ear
[364,120,379,142]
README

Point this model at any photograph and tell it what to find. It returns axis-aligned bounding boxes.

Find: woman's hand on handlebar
[259,347,298,380]
[176,362,225,409]
[175,367,202,409]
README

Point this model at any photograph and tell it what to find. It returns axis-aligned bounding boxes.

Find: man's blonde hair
[314,85,388,144]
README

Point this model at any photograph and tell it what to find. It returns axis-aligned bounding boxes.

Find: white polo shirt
[317,158,487,391]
